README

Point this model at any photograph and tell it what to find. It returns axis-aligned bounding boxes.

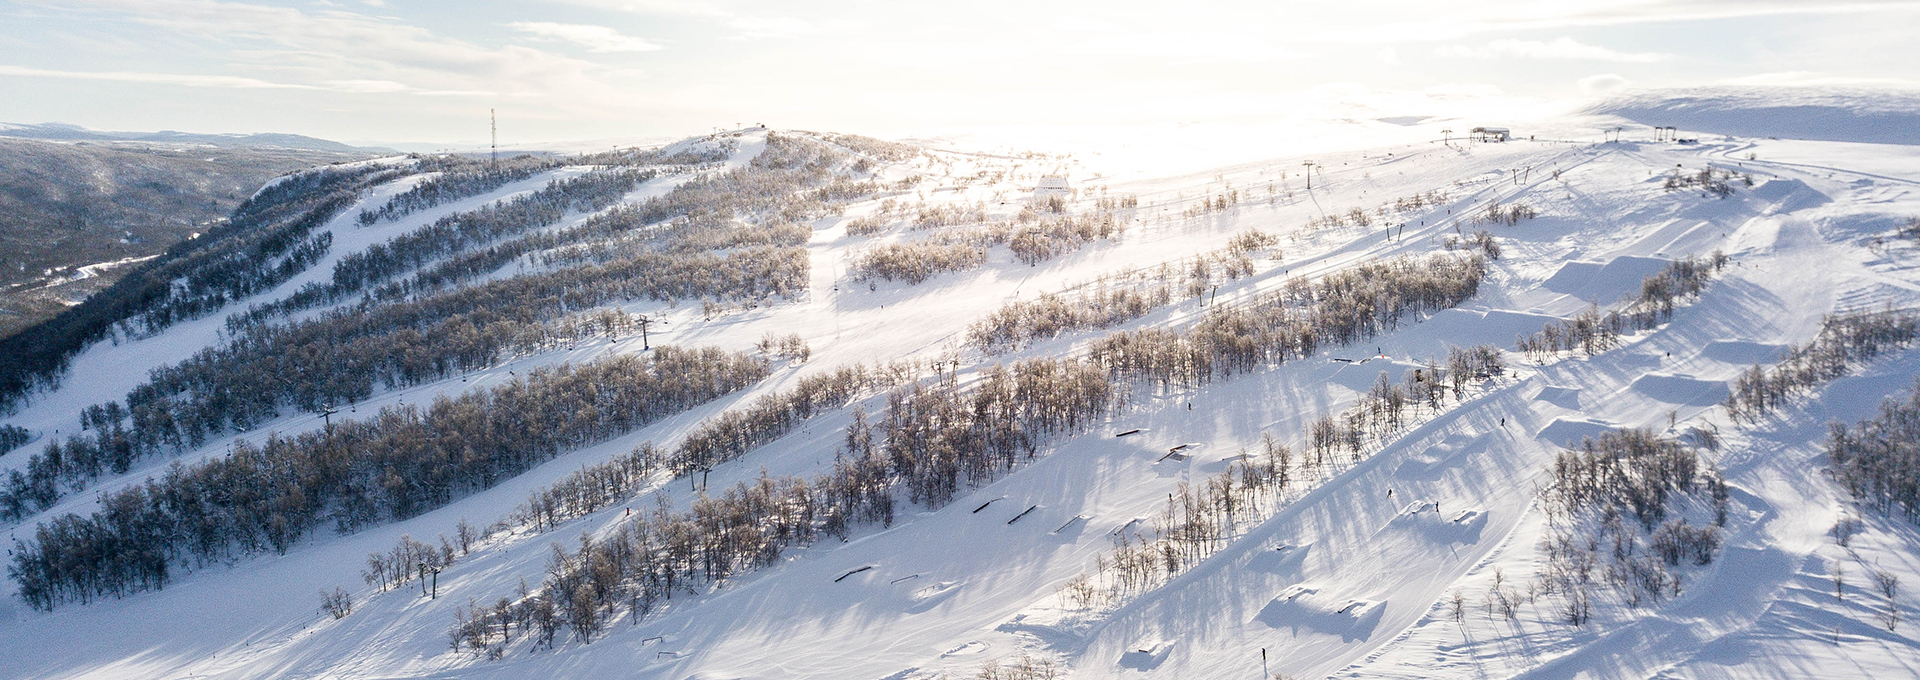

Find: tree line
[355,137,741,230]
[6,134,883,519]
[0,245,804,520]
[1535,429,1727,622]
[966,229,1280,354]
[1064,344,1505,612]
[346,131,879,309]
[511,359,922,536]
[357,155,564,225]
[852,208,1129,285]
[1087,253,1487,389]
[450,355,1115,654]
[235,145,799,327]
[6,131,909,609]
[1290,188,1453,234]
[1516,253,1729,361]
[453,249,1494,654]
[1827,378,1920,523]
[0,424,28,453]
[1726,306,1920,421]
[1664,166,1752,198]
[239,128,836,329]
[7,346,769,611]
[328,167,658,298]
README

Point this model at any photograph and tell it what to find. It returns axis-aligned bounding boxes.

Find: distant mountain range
[0,122,395,154]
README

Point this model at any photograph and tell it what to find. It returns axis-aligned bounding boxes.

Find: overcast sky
[1,0,1916,147]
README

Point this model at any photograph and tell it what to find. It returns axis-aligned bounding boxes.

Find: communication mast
[490,108,498,170]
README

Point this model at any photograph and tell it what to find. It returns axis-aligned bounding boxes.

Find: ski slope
[3,95,1920,680]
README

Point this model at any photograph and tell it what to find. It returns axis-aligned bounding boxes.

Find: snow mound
[1118,640,1173,670]
[1748,178,1832,213]
[1372,502,1487,544]
[1533,385,1583,410]
[1700,340,1787,365]
[1541,256,1672,304]
[1256,588,1387,642]
[1538,417,1618,447]
[1629,373,1731,406]
[1393,433,1488,482]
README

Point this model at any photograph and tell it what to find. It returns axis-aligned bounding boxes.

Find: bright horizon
[2,0,1918,147]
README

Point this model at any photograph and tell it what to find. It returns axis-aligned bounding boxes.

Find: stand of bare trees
[238,132,881,328]
[449,355,1116,654]
[1726,307,1920,421]
[967,229,1280,354]
[1536,430,1727,620]
[1089,254,1486,389]
[1477,200,1539,226]
[0,424,28,453]
[358,156,564,225]
[672,364,913,477]
[1828,378,1920,523]
[458,251,1493,654]
[1517,253,1729,361]
[1444,230,1502,260]
[1664,166,1752,198]
[12,166,824,511]
[0,245,799,518]
[851,241,989,284]
[332,168,657,293]
[7,347,768,611]
[853,204,1130,285]
[1067,346,1503,611]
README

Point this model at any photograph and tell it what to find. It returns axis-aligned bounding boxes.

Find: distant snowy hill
[1589,86,1920,145]
[0,122,392,153]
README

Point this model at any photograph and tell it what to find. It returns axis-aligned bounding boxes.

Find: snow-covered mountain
[2,92,1919,680]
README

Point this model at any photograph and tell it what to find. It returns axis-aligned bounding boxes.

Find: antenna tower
[490,108,498,170]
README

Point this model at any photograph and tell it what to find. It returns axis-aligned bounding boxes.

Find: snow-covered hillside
[3,96,1920,680]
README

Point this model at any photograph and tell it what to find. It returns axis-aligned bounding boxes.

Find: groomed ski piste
[3,89,1920,679]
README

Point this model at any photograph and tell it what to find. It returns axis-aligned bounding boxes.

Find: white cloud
[0,65,501,96]
[323,78,411,92]
[0,64,317,89]
[26,0,639,108]
[1375,47,1401,66]
[552,0,727,18]
[1579,73,1632,94]
[1437,37,1670,63]
[414,90,500,97]
[1321,0,1920,45]
[1062,33,1299,63]
[1718,70,1920,87]
[551,0,820,40]
[725,16,816,40]
[508,21,662,52]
